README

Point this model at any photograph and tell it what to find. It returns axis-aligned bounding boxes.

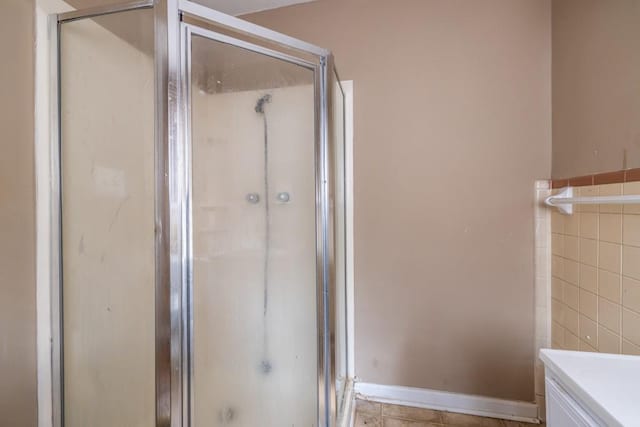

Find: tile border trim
[551,168,640,189]
[354,382,540,424]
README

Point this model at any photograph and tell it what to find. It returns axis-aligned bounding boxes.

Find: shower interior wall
[191,82,320,426]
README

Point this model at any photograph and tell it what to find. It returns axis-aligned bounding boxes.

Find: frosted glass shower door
[188,28,318,426]
[58,8,155,427]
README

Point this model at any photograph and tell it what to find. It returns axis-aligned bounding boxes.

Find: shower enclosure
[48,1,349,426]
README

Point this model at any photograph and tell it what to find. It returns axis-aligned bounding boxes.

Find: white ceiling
[186,0,315,16]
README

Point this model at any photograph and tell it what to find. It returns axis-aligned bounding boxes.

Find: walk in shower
[48,1,349,426]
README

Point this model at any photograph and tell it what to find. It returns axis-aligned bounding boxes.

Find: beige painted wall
[552,0,640,179]
[0,0,37,425]
[245,0,551,401]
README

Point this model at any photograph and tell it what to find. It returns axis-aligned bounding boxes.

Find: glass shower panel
[190,33,317,426]
[59,8,155,427]
[333,74,348,415]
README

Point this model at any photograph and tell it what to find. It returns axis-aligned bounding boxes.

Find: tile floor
[354,399,545,427]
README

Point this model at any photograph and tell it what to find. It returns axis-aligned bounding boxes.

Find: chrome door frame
[51,0,336,425]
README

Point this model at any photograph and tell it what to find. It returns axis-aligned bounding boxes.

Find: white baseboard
[354,382,540,424]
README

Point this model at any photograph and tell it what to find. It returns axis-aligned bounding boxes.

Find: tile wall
[550,182,640,355]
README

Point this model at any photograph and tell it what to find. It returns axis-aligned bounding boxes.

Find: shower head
[255,94,272,114]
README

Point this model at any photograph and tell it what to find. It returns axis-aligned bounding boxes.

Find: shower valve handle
[276,192,290,203]
[246,193,260,204]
